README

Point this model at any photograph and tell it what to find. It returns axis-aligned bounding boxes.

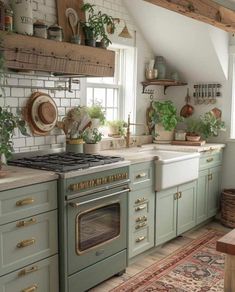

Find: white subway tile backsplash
[5,0,139,154]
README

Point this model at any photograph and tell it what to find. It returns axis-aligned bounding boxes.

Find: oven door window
[76,203,120,254]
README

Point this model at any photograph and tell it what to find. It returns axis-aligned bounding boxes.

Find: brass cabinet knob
[136,173,147,179]
[135,222,147,229]
[135,205,146,211]
[136,215,147,222]
[16,218,37,228]
[17,238,36,248]
[136,236,146,243]
[206,157,214,163]
[18,266,38,277]
[21,284,38,292]
[135,198,146,204]
[16,198,34,207]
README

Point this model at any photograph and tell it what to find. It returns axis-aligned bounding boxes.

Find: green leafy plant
[150,100,183,131]
[200,111,225,139]
[83,128,103,144]
[107,120,126,137]
[0,107,29,166]
[87,104,106,125]
[81,3,116,47]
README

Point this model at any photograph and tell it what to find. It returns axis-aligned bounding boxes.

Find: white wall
[2,0,153,152]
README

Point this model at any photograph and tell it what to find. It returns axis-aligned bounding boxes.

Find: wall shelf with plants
[141,79,187,94]
[1,32,115,77]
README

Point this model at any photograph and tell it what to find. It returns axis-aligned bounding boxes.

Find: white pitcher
[12,0,33,35]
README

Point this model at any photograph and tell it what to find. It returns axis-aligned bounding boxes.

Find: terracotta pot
[84,143,100,154]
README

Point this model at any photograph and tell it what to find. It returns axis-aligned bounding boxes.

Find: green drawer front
[130,162,153,190]
[0,210,58,276]
[199,151,222,170]
[129,226,154,258]
[0,181,57,226]
[0,255,58,292]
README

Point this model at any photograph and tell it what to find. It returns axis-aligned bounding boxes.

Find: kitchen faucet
[125,114,148,148]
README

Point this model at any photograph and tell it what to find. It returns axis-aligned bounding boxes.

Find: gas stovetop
[8,152,124,173]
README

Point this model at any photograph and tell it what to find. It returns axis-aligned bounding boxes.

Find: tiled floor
[90,220,230,291]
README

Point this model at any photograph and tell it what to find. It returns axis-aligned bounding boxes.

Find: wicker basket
[221,189,235,228]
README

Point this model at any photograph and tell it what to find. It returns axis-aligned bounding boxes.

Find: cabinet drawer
[130,162,153,190]
[199,151,222,170]
[129,227,154,258]
[0,210,58,276]
[0,255,58,292]
[0,181,57,226]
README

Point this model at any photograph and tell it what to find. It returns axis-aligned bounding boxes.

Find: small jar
[154,56,167,80]
[33,20,47,38]
[4,6,12,31]
[48,24,63,41]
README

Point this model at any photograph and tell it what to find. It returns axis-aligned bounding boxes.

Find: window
[80,46,136,123]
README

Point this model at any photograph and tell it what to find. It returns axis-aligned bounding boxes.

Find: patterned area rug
[112,230,225,292]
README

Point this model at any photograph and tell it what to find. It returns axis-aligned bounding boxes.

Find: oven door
[67,185,128,275]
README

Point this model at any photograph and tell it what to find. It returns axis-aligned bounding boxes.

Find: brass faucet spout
[125,114,148,148]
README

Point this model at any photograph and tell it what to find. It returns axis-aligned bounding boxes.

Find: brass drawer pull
[136,215,147,222]
[135,205,146,211]
[16,218,37,228]
[206,157,214,163]
[21,284,38,292]
[136,236,145,243]
[208,174,213,181]
[16,198,35,207]
[17,238,36,248]
[18,266,38,277]
[136,173,147,179]
[174,193,178,200]
[135,198,146,204]
[178,191,182,199]
[135,222,147,229]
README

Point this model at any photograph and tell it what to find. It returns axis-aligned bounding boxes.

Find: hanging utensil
[65,8,78,37]
[180,88,194,118]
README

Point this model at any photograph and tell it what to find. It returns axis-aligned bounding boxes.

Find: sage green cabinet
[155,181,197,246]
[196,150,223,224]
[0,181,59,291]
[128,162,155,259]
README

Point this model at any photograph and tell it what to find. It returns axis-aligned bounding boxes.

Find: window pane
[94,88,106,107]
[114,89,118,107]
[107,89,114,107]
[113,108,118,120]
[87,88,93,106]
[106,108,114,121]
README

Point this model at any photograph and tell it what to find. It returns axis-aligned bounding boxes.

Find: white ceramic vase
[12,0,33,35]
[84,143,100,154]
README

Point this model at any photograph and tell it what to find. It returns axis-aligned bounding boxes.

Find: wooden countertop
[0,165,58,192]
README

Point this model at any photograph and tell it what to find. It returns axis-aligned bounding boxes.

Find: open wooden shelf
[1,32,115,77]
[141,79,187,94]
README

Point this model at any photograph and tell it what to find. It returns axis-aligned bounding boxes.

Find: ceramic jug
[12,0,33,35]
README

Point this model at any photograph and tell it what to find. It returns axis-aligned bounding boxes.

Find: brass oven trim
[75,201,122,255]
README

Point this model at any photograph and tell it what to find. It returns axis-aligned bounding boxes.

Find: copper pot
[180,89,194,118]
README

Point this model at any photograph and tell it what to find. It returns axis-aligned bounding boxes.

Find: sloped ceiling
[123,0,230,82]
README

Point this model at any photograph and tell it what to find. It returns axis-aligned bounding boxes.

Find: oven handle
[69,188,131,208]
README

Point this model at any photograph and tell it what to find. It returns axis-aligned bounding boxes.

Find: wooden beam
[2,33,115,77]
[144,0,235,33]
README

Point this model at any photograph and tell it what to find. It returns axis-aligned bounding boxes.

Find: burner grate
[8,152,124,173]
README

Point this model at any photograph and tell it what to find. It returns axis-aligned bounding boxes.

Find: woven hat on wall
[25,92,58,135]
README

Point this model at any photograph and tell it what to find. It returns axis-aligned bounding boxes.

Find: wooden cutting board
[56,0,85,43]
[171,140,206,146]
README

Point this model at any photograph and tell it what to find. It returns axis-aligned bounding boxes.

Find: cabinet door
[177,181,196,235]
[155,187,177,246]
[196,170,208,225]
[208,166,221,218]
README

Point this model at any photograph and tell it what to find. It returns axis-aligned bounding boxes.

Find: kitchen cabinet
[0,181,59,291]
[128,162,155,259]
[196,150,222,224]
[155,181,197,246]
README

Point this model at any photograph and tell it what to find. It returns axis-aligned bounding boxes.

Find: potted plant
[150,100,182,143]
[81,3,116,47]
[107,120,126,137]
[185,118,202,141]
[83,128,103,153]
[0,107,28,173]
[60,106,91,153]
[87,103,106,128]
[199,111,225,140]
